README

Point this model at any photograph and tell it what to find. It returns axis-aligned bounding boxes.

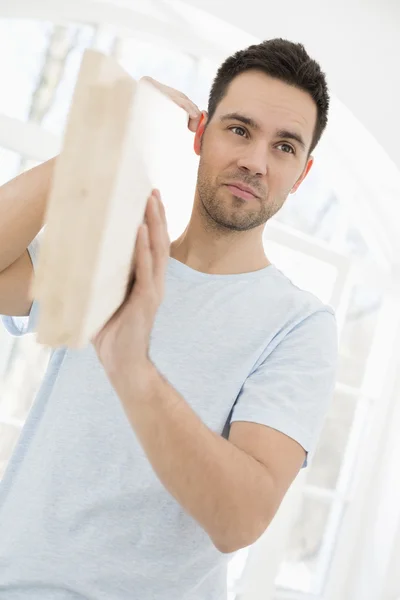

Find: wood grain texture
[30,49,169,348]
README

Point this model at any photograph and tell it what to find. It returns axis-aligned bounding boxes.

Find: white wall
[181,0,400,173]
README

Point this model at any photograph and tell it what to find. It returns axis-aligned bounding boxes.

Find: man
[0,38,337,599]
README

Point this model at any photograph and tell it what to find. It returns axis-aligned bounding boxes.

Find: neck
[170,211,270,276]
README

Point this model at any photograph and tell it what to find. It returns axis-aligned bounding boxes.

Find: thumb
[188,109,205,133]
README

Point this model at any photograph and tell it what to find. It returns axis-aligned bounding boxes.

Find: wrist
[112,358,158,400]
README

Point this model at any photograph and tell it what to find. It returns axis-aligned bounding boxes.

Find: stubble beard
[196,159,285,233]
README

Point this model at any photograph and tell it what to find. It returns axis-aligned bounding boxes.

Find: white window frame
[264,220,352,337]
[237,226,398,600]
[234,222,353,600]
[323,280,400,600]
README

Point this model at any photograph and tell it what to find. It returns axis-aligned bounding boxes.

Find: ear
[290,156,314,194]
[194,111,208,156]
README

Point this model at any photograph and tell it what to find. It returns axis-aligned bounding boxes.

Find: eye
[277,143,295,155]
[229,126,248,138]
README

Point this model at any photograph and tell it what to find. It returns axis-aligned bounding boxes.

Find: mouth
[224,182,259,201]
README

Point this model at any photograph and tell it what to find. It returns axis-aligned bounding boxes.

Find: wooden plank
[30,49,190,348]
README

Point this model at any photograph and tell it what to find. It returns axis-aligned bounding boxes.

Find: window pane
[0,332,50,479]
[41,24,95,135]
[0,19,96,135]
[306,389,358,489]
[0,147,21,184]
[19,158,42,174]
[227,548,249,598]
[337,284,382,388]
[117,36,196,93]
[275,495,332,593]
[0,20,52,121]
[0,335,50,423]
[0,147,42,186]
[264,239,338,305]
[276,165,341,246]
[35,28,195,136]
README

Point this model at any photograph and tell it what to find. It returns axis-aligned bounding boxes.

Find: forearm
[114,363,275,553]
[0,156,56,272]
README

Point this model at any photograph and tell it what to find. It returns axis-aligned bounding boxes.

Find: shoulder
[263,265,336,333]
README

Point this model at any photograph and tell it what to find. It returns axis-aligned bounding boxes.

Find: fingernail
[151,194,160,215]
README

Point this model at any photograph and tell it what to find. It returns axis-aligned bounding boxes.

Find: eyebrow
[220,112,307,152]
[276,129,306,152]
[221,112,260,131]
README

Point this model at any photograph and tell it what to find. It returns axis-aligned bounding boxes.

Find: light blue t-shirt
[0,234,337,600]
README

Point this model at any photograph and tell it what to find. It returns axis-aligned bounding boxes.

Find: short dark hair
[207,38,330,155]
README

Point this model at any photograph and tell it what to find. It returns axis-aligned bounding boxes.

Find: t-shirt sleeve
[1,233,42,337]
[229,308,338,468]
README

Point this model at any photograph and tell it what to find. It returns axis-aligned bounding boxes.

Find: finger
[152,188,161,202]
[188,115,201,132]
[142,76,193,107]
[186,104,201,129]
[146,193,169,293]
[152,190,170,250]
[188,107,206,132]
[143,76,201,132]
[134,224,153,293]
[150,189,167,230]
[146,194,165,252]
[186,102,201,119]
[175,99,200,115]
[155,191,167,227]
[124,246,137,301]
[142,76,200,116]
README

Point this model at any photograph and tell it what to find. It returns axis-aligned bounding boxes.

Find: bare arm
[113,364,305,554]
[0,158,56,316]
[0,157,56,273]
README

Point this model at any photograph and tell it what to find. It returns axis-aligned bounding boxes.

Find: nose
[236,142,268,177]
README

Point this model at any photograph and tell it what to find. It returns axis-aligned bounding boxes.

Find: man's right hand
[141,76,205,133]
